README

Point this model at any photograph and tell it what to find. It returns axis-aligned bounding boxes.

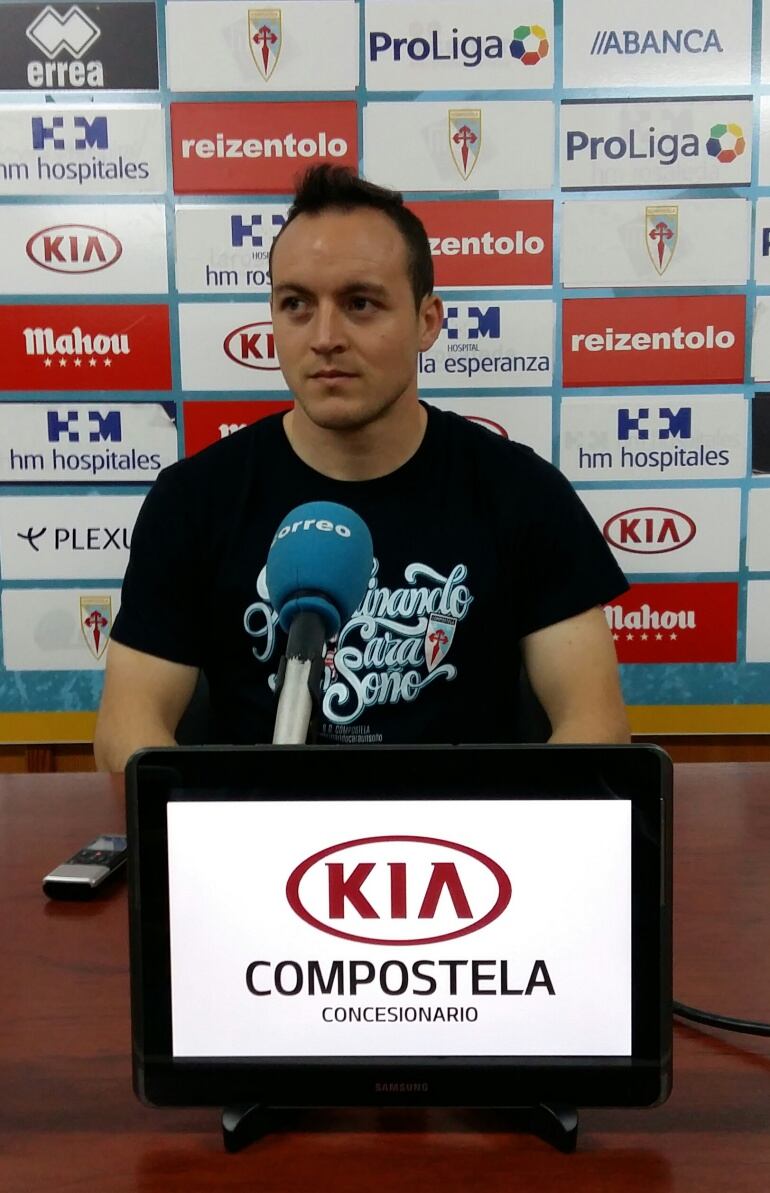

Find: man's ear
[418,293,444,352]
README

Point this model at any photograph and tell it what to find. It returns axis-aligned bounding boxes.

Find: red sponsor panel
[605,582,738,664]
[408,200,553,287]
[0,304,171,391]
[563,295,745,387]
[171,102,358,194]
[184,399,292,455]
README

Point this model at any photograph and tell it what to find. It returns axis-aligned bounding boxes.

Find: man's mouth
[311,369,357,380]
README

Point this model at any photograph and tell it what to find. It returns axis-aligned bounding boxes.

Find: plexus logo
[285,835,512,946]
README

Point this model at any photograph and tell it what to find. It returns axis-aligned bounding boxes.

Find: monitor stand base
[221,1102,579,1155]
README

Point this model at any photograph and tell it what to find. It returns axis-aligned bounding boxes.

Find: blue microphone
[266,501,373,638]
[265,502,374,744]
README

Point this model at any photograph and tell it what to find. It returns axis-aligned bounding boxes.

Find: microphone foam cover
[266,501,374,638]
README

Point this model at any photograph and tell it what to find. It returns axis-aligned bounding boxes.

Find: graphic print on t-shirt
[243,556,473,736]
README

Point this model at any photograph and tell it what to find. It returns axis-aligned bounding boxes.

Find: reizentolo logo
[566,119,746,167]
[369,23,549,68]
[25,4,104,88]
[285,835,512,946]
[570,325,735,353]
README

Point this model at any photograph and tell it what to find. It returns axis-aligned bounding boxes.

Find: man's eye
[281,296,306,312]
[349,296,374,311]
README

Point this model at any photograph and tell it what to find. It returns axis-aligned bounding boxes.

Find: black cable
[673,999,770,1038]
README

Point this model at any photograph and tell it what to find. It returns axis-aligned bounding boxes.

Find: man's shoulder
[156,411,283,491]
[432,403,560,485]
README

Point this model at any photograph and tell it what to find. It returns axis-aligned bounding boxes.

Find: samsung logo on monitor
[374,1082,429,1093]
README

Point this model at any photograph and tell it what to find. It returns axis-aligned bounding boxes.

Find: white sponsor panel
[0,495,143,581]
[420,300,553,390]
[165,1,358,92]
[175,203,289,294]
[0,403,178,483]
[563,0,752,89]
[179,303,289,392]
[169,799,631,1057]
[577,488,742,574]
[363,101,554,192]
[0,104,166,196]
[561,99,752,190]
[561,199,750,288]
[425,397,551,460]
[561,394,748,482]
[746,581,770,661]
[754,198,770,285]
[0,203,168,295]
[1,587,121,670]
[747,488,770,572]
[751,297,770,382]
[365,1,554,91]
[760,97,770,186]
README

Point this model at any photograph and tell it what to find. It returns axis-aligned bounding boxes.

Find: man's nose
[310,302,347,353]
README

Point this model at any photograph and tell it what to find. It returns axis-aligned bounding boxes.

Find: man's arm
[521,606,630,744]
[93,640,200,772]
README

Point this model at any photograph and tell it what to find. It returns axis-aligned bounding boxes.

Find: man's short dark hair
[269,165,434,308]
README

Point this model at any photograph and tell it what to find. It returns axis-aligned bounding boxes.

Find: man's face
[270,207,442,432]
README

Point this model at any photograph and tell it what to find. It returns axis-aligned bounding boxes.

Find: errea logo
[286,835,512,946]
[25,4,104,88]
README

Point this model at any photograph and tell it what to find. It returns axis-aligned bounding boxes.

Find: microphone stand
[272,610,327,745]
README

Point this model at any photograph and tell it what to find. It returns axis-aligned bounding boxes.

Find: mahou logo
[286,835,512,946]
[603,506,696,554]
[605,582,738,664]
[223,321,280,370]
[0,303,171,391]
[26,223,122,273]
[183,399,291,455]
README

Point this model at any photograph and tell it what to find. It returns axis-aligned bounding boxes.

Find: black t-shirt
[111,406,628,744]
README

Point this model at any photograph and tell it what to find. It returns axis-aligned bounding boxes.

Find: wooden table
[1,764,768,1193]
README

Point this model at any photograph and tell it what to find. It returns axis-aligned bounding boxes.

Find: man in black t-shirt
[95,167,629,770]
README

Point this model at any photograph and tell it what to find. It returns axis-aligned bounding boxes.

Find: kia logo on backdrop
[26,223,122,273]
[603,507,696,554]
[286,835,512,946]
[223,321,280,370]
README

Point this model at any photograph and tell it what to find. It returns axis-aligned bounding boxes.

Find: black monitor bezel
[127,743,672,1110]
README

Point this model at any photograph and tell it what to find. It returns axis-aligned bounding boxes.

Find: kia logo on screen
[603,506,696,554]
[223,321,280,370]
[25,224,123,274]
[286,835,512,946]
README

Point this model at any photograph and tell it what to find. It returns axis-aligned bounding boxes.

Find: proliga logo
[511,24,549,65]
[706,121,746,163]
[368,22,549,69]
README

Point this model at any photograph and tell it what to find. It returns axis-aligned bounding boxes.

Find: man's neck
[282,400,428,481]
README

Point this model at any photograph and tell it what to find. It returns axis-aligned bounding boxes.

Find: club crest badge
[80,596,112,660]
[645,205,679,276]
[249,8,282,81]
[425,614,457,673]
[448,109,482,180]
